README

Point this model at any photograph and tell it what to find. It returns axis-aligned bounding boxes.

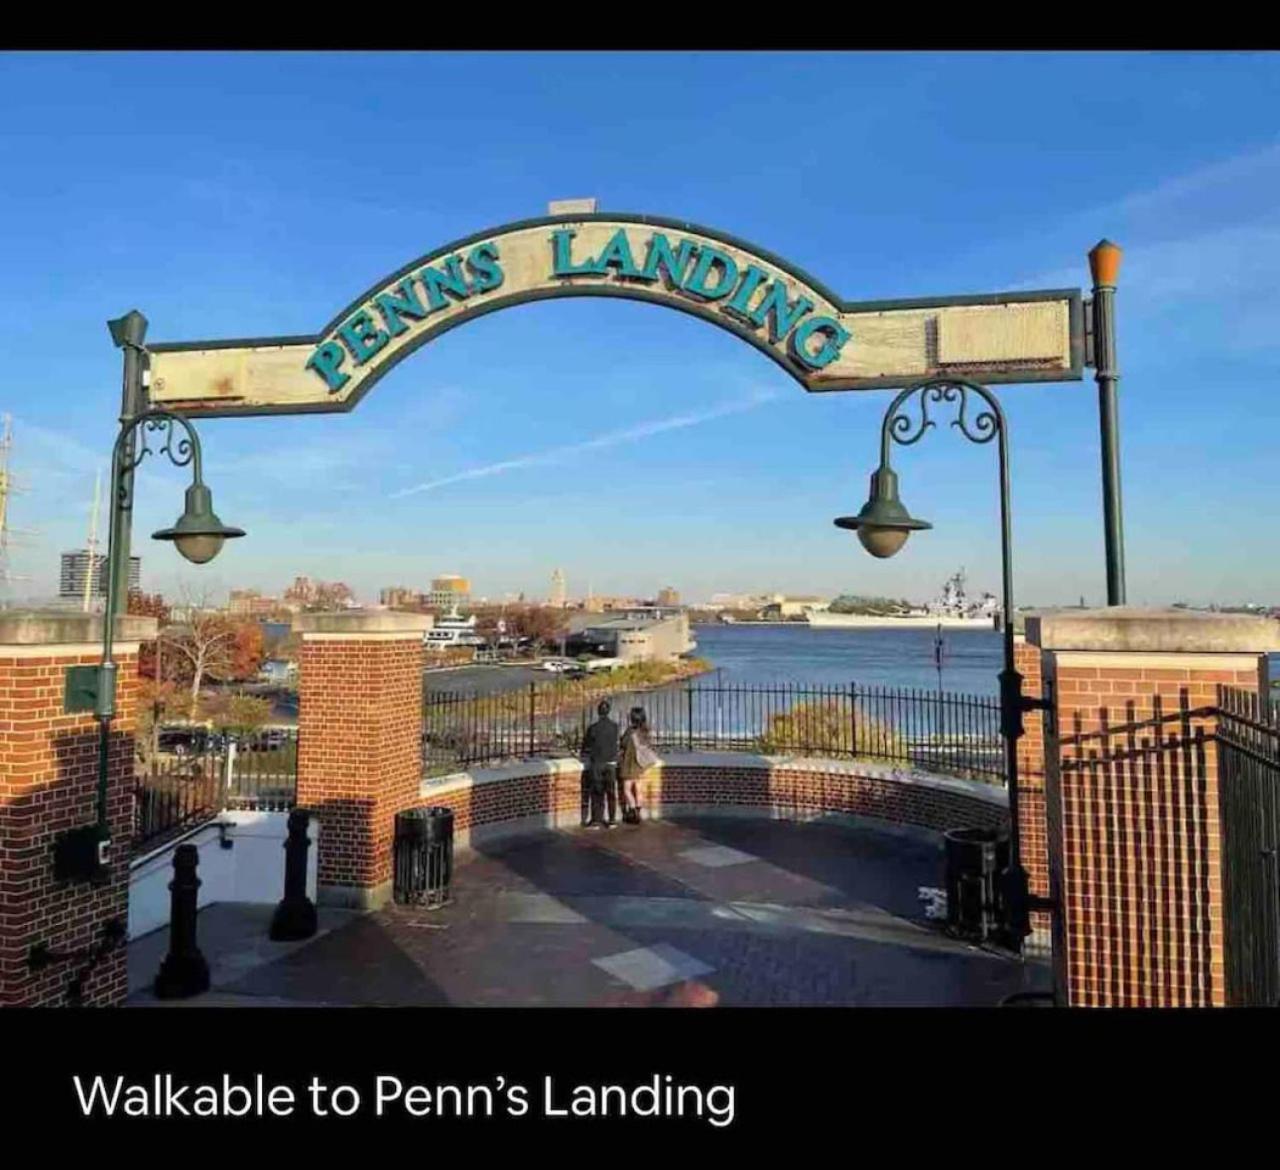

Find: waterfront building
[656,586,680,607]
[566,608,694,663]
[759,594,831,620]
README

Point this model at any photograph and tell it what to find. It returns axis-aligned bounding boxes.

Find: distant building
[550,568,567,608]
[566,608,695,663]
[283,576,357,611]
[282,576,316,610]
[759,594,830,620]
[59,549,139,600]
[707,592,762,611]
[227,588,282,618]
[380,585,419,609]
[427,574,470,610]
[656,586,680,607]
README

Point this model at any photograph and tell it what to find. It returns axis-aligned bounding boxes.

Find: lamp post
[833,376,1050,949]
[69,373,244,882]
[1089,239,1126,606]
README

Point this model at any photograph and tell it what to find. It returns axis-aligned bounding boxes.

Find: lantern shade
[152,483,245,565]
[834,466,931,559]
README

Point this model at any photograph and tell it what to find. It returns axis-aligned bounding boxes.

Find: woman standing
[619,706,659,824]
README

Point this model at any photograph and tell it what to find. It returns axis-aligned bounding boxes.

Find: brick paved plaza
[127,815,1051,1007]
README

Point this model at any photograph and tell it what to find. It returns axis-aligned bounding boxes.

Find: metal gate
[1217,686,1280,1007]
[1056,687,1279,1007]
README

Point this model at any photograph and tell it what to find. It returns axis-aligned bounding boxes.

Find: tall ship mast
[0,414,32,600]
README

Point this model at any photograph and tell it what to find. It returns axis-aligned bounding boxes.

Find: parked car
[157,727,223,757]
[246,729,290,752]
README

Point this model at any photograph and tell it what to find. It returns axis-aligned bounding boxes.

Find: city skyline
[2,53,1279,610]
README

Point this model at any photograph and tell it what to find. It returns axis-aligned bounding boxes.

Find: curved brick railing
[419,752,1009,850]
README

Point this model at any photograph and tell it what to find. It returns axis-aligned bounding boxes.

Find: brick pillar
[295,611,432,910]
[1013,634,1049,946]
[0,611,155,1007]
[1028,608,1278,1007]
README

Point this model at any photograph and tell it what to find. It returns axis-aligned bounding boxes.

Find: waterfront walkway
[127,816,1049,1007]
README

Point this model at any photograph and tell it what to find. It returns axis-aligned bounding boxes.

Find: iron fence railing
[133,727,298,854]
[1057,687,1280,1007]
[1217,685,1280,1007]
[422,679,1005,783]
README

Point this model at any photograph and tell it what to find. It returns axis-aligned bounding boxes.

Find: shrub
[756,697,907,763]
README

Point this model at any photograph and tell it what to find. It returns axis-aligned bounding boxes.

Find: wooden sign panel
[147,214,1084,417]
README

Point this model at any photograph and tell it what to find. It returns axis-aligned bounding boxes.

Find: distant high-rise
[59,549,139,600]
[427,574,470,610]
[550,568,567,608]
[380,585,419,609]
[656,586,680,607]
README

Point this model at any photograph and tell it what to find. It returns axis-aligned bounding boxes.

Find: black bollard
[153,844,211,999]
[270,809,318,941]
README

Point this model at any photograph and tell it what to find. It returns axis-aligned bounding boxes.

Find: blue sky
[2,51,1279,608]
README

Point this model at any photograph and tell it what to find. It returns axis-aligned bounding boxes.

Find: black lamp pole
[834,377,1051,948]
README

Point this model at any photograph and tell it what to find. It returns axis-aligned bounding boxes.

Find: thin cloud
[389,388,781,499]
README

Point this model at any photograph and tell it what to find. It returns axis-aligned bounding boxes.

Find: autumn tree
[135,677,183,769]
[128,590,171,680]
[507,604,568,652]
[221,620,266,682]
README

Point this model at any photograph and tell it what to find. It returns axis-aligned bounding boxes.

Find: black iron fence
[1058,686,1280,1007]
[422,679,1005,782]
[133,727,298,854]
[1217,685,1280,1007]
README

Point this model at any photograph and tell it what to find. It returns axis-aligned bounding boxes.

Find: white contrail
[389,387,781,499]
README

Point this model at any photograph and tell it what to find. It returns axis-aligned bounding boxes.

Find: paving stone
[678,844,758,868]
[592,943,715,991]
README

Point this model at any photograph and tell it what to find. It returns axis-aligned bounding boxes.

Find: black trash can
[393,806,454,908]
[944,827,1010,943]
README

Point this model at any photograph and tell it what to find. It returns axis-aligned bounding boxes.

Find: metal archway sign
[147,213,1084,417]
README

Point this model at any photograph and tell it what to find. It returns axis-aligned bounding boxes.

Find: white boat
[424,608,486,649]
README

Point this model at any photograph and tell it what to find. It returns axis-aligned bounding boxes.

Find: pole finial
[107,310,148,349]
[1088,239,1122,287]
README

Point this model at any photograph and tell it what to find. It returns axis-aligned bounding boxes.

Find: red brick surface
[296,636,425,896]
[0,648,139,1007]
[425,761,1008,838]
[1014,638,1049,937]
[1044,653,1264,1007]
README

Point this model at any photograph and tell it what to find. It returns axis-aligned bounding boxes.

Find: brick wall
[0,629,146,1008]
[1013,635,1049,941]
[295,613,430,908]
[422,755,1009,844]
[1030,608,1278,1007]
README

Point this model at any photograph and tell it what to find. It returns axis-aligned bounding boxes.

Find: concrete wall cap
[1025,607,1280,653]
[0,609,157,646]
[293,609,434,635]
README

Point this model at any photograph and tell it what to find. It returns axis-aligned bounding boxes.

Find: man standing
[581,699,621,830]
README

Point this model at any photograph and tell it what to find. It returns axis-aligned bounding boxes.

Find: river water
[690,622,1003,695]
